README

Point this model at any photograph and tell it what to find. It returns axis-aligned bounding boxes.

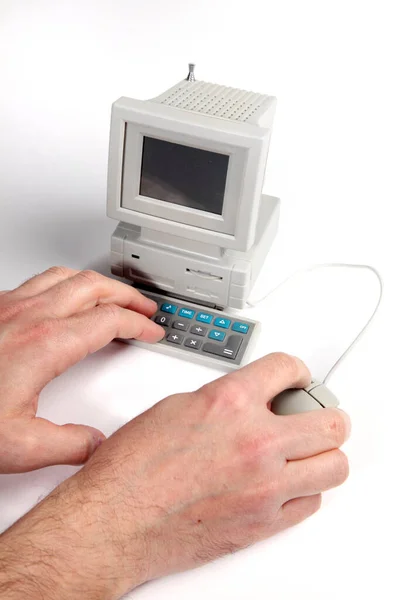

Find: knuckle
[45,265,71,279]
[268,352,301,379]
[201,378,248,413]
[78,269,102,286]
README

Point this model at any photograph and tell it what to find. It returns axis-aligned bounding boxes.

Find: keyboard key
[196,312,213,324]
[203,335,243,360]
[161,303,177,314]
[184,337,202,350]
[190,324,208,337]
[232,322,249,334]
[214,317,231,329]
[155,315,170,327]
[166,332,184,345]
[208,330,226,342]
[172,320,189,332]
[179,308,195,319]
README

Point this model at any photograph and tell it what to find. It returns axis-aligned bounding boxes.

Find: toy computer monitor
[107,66,280,310]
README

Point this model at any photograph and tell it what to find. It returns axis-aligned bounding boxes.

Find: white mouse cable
[246,263,384,384]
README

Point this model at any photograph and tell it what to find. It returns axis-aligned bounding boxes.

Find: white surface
[0,1,398,599]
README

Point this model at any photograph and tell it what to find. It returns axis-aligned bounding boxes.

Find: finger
[47,304,165,377]
[52,304,165,375]
[32,269,157,318]
[0,417,105,474]
[2,305,165,401]
[279,408,351,460]
[276,494,322,530]
[67,301,165,342]
[203,353,311,406]
[282,449,349,500]
[9,266,78,299]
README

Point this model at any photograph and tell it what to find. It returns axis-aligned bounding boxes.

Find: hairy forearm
[0,474,144,600]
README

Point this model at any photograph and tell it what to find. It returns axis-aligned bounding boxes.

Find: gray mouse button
[272,389,324,416]
[304,380,322,393]
[308,384,339,408]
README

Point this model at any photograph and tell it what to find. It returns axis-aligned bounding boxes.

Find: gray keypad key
[184,337,202,350]
[155,315,171,327]
[172,320,189,332]
[166,332,184,345]
[203,334,243,360]
[190,324,208,337]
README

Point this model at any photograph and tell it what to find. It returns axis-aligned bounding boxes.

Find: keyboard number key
[155,315,170,326]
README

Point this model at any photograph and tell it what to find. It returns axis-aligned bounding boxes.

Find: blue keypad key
[161,303,177,314]
[196,312,213,324]
[214,317,231,329]
[232,322,249,334]
[208,330,226,342]
[179,308,195,319]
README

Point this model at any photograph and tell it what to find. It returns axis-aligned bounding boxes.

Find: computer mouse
[271,381,339,415]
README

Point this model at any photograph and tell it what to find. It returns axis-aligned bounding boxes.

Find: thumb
[0,417,106,474]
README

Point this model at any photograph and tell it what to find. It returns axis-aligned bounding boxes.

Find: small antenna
[186,63,196,82]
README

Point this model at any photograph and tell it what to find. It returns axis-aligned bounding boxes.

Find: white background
[0,1,399,598]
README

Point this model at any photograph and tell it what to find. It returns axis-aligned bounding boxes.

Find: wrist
[0,472,147,600]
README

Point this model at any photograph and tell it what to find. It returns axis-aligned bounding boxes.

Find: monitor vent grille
[157,81,270,122]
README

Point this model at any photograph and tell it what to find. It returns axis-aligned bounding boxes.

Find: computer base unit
[110,194,280,310]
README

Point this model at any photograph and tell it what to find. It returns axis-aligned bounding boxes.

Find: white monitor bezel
[107,97,270,251]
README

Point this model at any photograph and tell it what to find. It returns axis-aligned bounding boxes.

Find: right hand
[0,352,350,599]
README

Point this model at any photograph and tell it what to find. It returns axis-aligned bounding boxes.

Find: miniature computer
[107,65,280,370]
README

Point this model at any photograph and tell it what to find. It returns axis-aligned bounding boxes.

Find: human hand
[0,266,164,474]
[0,352,350,599]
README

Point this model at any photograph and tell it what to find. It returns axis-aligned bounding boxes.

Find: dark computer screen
[139,136,229,215]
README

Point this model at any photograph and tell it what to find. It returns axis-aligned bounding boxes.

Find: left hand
[0,266,165,474]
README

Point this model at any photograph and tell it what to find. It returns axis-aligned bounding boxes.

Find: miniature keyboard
[122,290,260,371]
